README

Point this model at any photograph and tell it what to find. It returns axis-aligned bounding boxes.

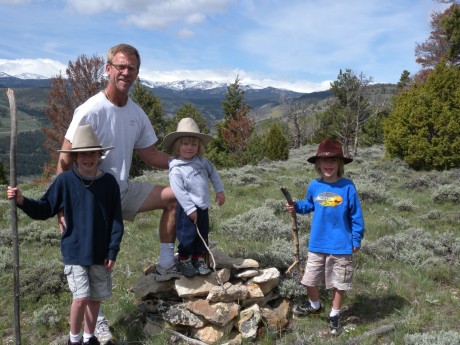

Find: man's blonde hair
[107,44,141,69]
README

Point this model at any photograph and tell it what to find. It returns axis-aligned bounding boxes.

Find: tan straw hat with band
[163,117,214,151]
[58,124,114,153]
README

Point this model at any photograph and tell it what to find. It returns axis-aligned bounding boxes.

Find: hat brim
[58,146,114,153]
[307,155,353,164]
[163,132,214,152]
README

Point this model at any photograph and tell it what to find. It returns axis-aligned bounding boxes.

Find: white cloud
[66,0,231,30]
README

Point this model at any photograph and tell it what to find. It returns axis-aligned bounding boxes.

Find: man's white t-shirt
[65,92,157,195]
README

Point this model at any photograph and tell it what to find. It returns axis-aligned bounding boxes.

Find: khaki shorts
[64,265,112,300]
[121,181,153,221]
[300,252,354,290]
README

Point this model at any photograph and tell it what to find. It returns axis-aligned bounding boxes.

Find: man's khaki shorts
[300,252,354,290]
[121,181,153,221]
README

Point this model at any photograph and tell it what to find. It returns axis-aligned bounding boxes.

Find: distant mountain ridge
[0,72,309,122]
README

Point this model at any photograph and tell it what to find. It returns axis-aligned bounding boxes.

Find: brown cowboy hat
[163,117,214,151]
[307,139,353,164]
[58,124,114,153]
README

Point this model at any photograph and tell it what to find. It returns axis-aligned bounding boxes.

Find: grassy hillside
[1,146,459,344]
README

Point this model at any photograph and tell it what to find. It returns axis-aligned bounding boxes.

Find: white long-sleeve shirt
[169,156,224,215]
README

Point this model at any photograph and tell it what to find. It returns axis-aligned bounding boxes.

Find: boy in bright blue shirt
[286,139,365,335]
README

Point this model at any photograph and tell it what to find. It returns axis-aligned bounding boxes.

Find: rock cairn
[131,247,292,344]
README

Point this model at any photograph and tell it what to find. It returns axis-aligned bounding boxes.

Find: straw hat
[58,124,114,153]
[163,117,214,151]
[307,139,353,164]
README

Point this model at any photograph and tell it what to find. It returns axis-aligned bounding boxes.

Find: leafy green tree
[384,63,460,170]
[316,69,389,156]
[265,123,289,161]
[129,78,165,177]
[415,4,460,81]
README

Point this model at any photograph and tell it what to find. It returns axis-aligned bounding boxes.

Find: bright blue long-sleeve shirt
[19,170,124,265]
[294,177,364,255]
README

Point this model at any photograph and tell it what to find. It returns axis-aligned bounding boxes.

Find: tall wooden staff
[280,187,301,274]
[7,88,21,344]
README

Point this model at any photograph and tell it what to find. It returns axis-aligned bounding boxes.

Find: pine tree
[129,78,165,177]
[208,76,254,167]
[165,103,209,136]
[265,123,289,161]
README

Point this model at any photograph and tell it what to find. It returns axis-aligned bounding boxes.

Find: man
[57,43,180,344]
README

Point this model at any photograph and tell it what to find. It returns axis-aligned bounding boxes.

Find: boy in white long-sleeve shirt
[163,118,225,277]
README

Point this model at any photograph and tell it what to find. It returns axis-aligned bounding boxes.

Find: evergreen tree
[396,70,412,94]
[129,78,165,177]
[384,63,460,170]
[165,103,209,136]
[208,76,254,167]
[265,123,289,161]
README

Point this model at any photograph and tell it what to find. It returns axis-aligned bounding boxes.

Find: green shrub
[432,184,460,203]
[220,206,291,241]
[404,330,460,345]
[33,304,60,328]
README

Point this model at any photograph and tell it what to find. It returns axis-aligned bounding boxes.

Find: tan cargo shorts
[300,251,354,290]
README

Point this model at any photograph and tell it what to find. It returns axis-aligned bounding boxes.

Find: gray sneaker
[154,263,182,282]
[177,257,198,277]
[329,315,341,335]
[94,319,114,344]
[192,258,212,275]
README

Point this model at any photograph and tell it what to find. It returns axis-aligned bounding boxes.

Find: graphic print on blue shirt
[314,192,343,207]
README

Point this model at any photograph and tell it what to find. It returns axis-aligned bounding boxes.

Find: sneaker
[329,315,341,335]
[83,336,101,345]
[94,319,114,344]
[192,258,212,275]
[292,301,322,316]
[177,257,198,277]
[154,263,182,282]
[68,340,82,345]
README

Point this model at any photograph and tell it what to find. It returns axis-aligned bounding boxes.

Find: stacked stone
[131,247,292,344]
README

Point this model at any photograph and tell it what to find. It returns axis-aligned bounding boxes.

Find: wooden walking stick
[7,88,21,345]
[280,187,301,274]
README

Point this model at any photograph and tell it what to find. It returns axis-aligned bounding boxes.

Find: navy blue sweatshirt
[19,170,124,265]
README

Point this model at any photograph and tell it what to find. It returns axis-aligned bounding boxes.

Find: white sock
[97,306,104,320]
[330,308,340,317]
[69,332,81,343]
[83,332,93,342]
[159,243,175,268]
[310,300,321,310]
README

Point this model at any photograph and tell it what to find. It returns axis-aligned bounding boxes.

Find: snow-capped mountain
[139,78,265,91]
[14,73,49,80]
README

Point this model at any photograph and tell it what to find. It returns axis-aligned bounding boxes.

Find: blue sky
[0,0,449,93]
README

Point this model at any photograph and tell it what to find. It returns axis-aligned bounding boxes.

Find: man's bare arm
[56,139,73,175]
[56,138,73,233]
[137,145,170,170]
